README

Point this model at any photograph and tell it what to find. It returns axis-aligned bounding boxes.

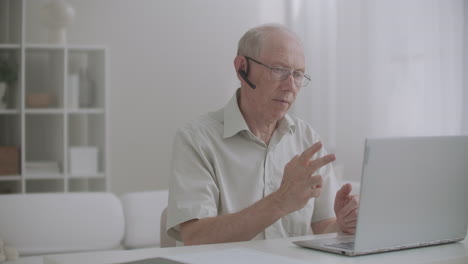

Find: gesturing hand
[275,142,336,215]
[334,183,359,234]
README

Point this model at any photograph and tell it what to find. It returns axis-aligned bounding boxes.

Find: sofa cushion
[0,193,124,256]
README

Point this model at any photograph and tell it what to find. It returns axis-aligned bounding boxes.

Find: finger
[286,155,300,168]
[308,186,322,198]
[344,210,359,224]
[306,154,336,174]
[299,142,323,165]
[344,219,358,228]
[340,210,358,227]
[338,197,359,219]
[309,175,323,187]
[336,183,352,200]
[339,197,359,218]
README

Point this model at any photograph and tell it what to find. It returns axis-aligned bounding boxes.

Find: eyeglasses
[246,56,310,87]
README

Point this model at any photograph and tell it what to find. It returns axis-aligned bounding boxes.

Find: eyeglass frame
[244,56,311,87]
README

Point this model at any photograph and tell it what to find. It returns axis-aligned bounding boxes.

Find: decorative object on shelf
[67,73,79,108]
[0,59,18,109]
[41,0,76,44]
[69,146,98,176]
[0,146,20,176]
[26,92,55,108]
[79,67,94,108]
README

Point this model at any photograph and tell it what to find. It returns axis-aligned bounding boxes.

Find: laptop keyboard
[326,241,355,250]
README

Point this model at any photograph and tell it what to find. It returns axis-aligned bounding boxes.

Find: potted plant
[0,59,18,109]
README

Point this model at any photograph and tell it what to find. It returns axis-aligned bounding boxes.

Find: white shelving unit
[0,0,109,194]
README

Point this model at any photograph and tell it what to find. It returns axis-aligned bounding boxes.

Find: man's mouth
[274,99,290,105]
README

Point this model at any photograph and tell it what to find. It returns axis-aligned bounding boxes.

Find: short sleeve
[166,128,219,242]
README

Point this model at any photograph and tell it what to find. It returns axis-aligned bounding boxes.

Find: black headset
[238,70,256,89]
[238,58,256,89]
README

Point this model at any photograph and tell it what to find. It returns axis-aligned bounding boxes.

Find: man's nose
[282,73,298,91]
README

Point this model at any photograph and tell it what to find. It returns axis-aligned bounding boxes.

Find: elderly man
[167,24,359,246]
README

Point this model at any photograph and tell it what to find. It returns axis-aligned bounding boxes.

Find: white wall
[25,0,286,195]
[464,0,468,135]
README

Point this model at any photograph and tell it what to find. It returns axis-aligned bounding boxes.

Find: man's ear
[234,56,256,89]
[234,55,246,73]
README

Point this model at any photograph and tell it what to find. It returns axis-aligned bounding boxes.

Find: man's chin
[272,111,288,122]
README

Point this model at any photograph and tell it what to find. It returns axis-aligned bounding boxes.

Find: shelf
[24,44,107,51]
[24,109,64,114]
[23,108,107,116]
[0,109,19,114]
[67,50,106,109]
[25,49,65,109]
[0,0,108,194]
[68,115,106,175]
[23,174,64,180]
[68,173,105,179]
[68,177,106,192]
[24,50,65,110]
[0,44,20,49]
[26,179,64,193]
[68,45,107,51]
[0,175,21,181]
[67,108,105,114]
[25,44,66,50]
[25,115,65,174]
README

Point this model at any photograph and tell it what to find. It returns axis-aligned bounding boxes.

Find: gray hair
[237,23,299,57]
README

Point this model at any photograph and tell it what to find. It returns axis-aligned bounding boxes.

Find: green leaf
[0,60,18,85]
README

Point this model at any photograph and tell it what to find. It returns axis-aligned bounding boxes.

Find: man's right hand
[274,142,336,215]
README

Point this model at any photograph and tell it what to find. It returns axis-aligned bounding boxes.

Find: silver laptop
[294,135,468,256]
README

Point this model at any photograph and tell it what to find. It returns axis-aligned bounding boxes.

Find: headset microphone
[239,70,256,89]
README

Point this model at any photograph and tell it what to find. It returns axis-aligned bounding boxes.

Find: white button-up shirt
[167,90,339,242]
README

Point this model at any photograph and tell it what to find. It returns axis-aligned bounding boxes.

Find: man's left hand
[334,183,359,234]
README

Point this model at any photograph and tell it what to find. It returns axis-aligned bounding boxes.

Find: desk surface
[11,233,468,264]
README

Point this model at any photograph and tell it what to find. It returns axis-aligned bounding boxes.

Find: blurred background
[5,0,467,195]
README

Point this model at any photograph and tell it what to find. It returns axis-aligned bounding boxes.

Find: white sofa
[0,190,173,257]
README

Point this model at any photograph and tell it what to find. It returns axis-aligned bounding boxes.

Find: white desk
[11,233,468,264]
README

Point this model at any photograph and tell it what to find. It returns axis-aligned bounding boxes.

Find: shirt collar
[223,90,250,138]
[278,113,296,135]
[223,89,297,139]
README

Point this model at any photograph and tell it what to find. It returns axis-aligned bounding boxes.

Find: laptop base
[293,237,464,257]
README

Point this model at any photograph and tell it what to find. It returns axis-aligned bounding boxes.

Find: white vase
[0,82,7,109]
[41,0,75,44]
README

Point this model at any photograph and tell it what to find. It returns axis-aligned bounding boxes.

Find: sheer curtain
[287,0,466,181]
